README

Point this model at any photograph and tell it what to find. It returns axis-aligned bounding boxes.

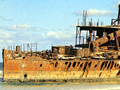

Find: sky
[0,0,120,62]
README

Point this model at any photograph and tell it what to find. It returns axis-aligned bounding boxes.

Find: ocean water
[0,63,3,70]
[0,63,120,90]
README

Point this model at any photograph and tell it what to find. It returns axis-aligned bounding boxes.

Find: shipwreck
[3,4,120,83]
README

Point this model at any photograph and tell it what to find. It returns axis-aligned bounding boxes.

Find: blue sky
[0,0,120,62]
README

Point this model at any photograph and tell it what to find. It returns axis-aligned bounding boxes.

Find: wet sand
[0,78,120,90]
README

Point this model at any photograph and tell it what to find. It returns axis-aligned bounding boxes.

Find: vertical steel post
[118,4,120,24]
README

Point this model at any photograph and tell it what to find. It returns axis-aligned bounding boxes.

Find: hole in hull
[55,62,58,67]
[73,62,76,68]
[117,70,120,76]
[24,74,27,78]
[40,64,42,67]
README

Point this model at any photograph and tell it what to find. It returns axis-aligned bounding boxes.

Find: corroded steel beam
[90,30,120,52]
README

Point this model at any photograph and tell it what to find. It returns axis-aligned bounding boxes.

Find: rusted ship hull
[3,4,120,83]
[3,49,120,82]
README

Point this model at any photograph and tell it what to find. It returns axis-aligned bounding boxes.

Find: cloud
[0,17,13,21]
[73,9,114,16]
[7,40,14,43]
[41,31,75,46]
[1,24,42,31]
[118,1,120,5]
[46,31,75,40]
[0,31,15,38]
[0,29,76,52]
[0,31,16,48]
[4,18,13,21]
[69,24,77,27]
[0,40,3,43]
[47,31,60,39]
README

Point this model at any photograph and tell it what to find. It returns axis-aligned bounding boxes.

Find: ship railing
[7,43,37,52]
[23,43,37,52]
[80,21,103,27]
